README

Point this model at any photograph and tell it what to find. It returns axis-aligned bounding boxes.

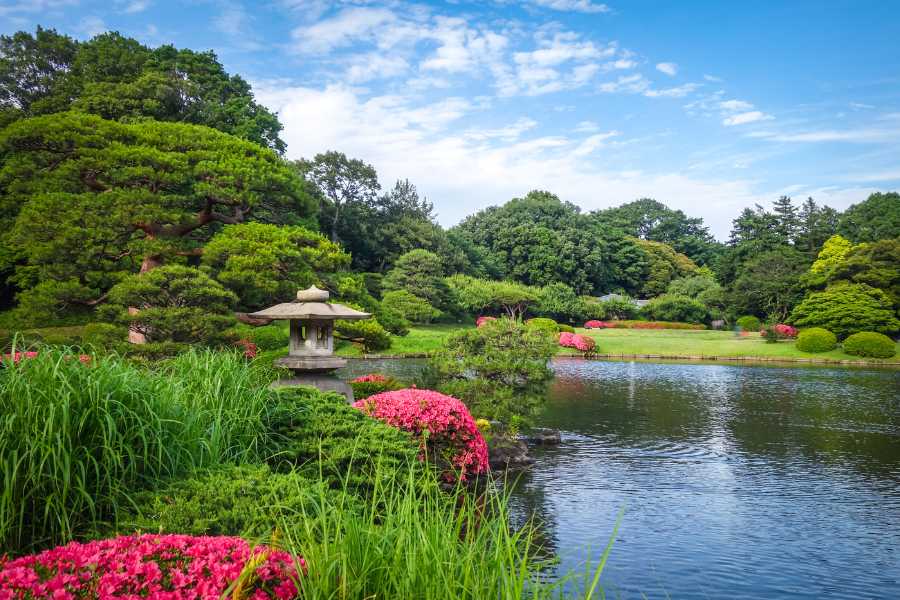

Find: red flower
[235,339,258,359]
[351,373,389,383]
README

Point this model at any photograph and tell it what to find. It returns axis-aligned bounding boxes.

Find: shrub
[584,320,605,329]
[375,306,411,336]
[427,318,556,424]
[598,320,705,330]
[113,464,353,538]
[559,331,576,347]
[264,386,421,497]
[354,389,489,482]
[795,327,838,353]
[525,317,559,334]
[736,315,762,332]
[350,373,403,400]
[599,297,639,320]
[336,319,392,353]
[558,324,575,333]
[572,334,596,357]
[760,323,798,342]
[642,294,708,324]
[475,316,496,328]
[535,282,584,322]
[789,282,900,339]
[120,341,189,361]
[98,265,237,345]
[842,332,897,358]
[80,322,126,350]
[246,324,290,351]
[0,534,301,598]
[381,290,440,324]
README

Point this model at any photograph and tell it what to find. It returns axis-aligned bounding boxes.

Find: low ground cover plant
[795,327,838,353]
[0,534,302,599]
[350,373,403,400]
[842,332,897,358]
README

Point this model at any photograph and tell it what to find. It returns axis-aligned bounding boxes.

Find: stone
[487,434,534,470]
[520,427,561,445]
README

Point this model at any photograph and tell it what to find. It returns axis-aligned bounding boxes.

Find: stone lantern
[249,285,371,399]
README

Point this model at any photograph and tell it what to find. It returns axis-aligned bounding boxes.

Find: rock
[487,434,534,470]
[520,427,561,445]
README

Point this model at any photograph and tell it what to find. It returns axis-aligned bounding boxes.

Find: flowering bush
[1,351,91,365]
[572,334,596,356]
[558,332,576,347]
[759,324,798,341]
[353,388,489,481]
[475,316,496,328]
[584,320,613,329]
[352,374,389,383]
[235,338,258,359]
[0,534,302,599]
[350,373,403,400]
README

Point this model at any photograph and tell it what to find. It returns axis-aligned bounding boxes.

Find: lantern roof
[248,286,371,321]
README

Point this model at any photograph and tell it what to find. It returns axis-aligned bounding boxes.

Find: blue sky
[3,0,900,238]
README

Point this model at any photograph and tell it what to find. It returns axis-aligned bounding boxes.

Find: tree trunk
[128,254,162,344]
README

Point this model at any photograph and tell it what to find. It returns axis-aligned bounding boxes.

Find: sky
[3,0,900,238]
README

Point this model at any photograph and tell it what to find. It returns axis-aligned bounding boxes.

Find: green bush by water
[842,332,896,358]
[736,315,761,332]
[796,327,838,353]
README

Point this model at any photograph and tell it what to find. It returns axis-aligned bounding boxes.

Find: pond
[338,358,900,598]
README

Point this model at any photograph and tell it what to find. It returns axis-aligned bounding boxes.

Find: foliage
[353,388,489,482]
[80,322,126,350]
[264,386,421,498]
[115,464,351,539]
[373,306,410,336]
[666,272,721,298]
[0,534,301,598]
[0,112,311,319]
[589,320,706,330]
[760,324,798,341]
[525,317,560,334]
[382,249,452,311]
[736,315,762,332]
[828,238,900,310]
[350,373,403,400]
[426,317,556,424]
[789,282,900,339]
[795,327,837,353]
[296,151,380,243]
[841,332,896,359]
[447,275,539,320]
[381,290,440,324]
[335,318,392,353]
[838,192,900,243]
[803,234,854,288]
[559,332,596,357]
[475,316,496,328]
[729,247,809,321]
[599,296,639,320]
[99,265,237,345]
[203,223,351,311]
[535,282,584,323]
[0,349,274,553]
[0,28,285,151]
[630,238,698,297]
[558,323,575,333]
[241,324,290,351]
[641,294,708,324]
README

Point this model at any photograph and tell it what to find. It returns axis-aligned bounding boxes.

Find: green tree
[829,238,900,310]
[382,249,451,310]
[202,223,350,311]
[631,238,698,297]
[838,192,900,243]
[0,112,311,322]
[802,234,855,289]
[98,265,236,345]
[772,195,800,243]
[446,275,539,320]
[0,28,285,151]
[729,247,808,321]
[535,282,583,323]
[296,151,380,243]
[789,282,900,339]
[796,197,840,256]
[380,290,439,324]
[641,295,708,324]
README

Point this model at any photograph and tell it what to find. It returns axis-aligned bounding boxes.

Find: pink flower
[353,388,489,481]
[475,316,496,328]
[558,332,576,347]
[584,320,609,329]
[572,334,596,354]
[235,339,258,359]
[0,535,303,599]
[352,373,389,383]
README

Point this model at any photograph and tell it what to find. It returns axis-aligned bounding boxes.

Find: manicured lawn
[571,327,900,363]
[335,323,465,357]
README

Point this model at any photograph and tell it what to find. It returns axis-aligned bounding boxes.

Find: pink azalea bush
[351,373,390,383]
[353,388,489,481]
[558,332,576,347]
[760,324,798,338]
[559,333,597,357]
[0,534,302,600]
[1,351,91,365]
[475,316,496,328]
[584,320,611,329]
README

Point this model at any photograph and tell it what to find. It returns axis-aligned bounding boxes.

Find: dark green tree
[789,282,899,338]
[729,247,809,321]
[796,197,840,256]
[772,196,800,243]
[838,192,900,243]
[382,249,451,311]
[829,238,900,310]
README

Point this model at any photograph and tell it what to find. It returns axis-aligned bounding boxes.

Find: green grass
[570,328,900,363]
[335,323,464,357]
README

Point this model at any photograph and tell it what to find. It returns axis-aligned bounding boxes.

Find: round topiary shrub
[558,324,575,333]
[796,327,838,353]
[353,388,489,482]
[736,315,761,332]
[842,332,896,358]
[525,317,559,334]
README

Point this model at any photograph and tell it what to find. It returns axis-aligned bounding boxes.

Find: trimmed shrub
[381,290,440,324]
[374,307,410,336]
[0,534,301,599]
[736,315,762,332]
[842,332,896,358]
[558,324,575,333]
[525,317,559,334]
[336,319,392,353]
[597,320,706,330]
[80,323,126,350]
[789,282,900,339]
[350,373,403,400]
[354,388,489,482]
[113,464,353,538]
[641,294,708,324]
[246,325,290,351]
[796,327,838,353]
[264,386,421,497]
[584,320,607,329]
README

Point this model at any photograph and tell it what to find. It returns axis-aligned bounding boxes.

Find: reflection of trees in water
[503,467,560,571]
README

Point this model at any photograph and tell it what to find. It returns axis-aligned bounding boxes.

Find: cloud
[719,99,754,112]
[749,127,900,143]
[527,0,612,13]
[465,117,539,142]
[656,62,677,76]
[644,83,699,98]
[290,7,398,54]
[703,74,723,82]
[0,0,76,16]
[115,0,150,13]
[77,16,107,37]
[849,102,875,110]
[574,120,600,133]
[722,111,774,126]
[345,54,410,83]
[599,73,650,94]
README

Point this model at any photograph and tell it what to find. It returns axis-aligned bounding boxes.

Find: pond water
[338,358,900,598]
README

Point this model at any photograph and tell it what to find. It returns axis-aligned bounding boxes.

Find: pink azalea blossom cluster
[0,534,302,600]
[559,332,596,356]
[760,324,798,338]
[1,351,91,365]
[353,388,489,481]
[584,320,612,329]
[475,316,496,328]
[235,339,258,359]
[351,373,389,383]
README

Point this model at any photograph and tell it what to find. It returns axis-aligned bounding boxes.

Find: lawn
[335,323,462,357]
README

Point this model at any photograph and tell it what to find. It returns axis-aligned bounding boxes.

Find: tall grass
[0,346,273,553]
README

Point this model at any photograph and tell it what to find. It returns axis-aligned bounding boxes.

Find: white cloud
[599,73,650,94]
[749,127,900,143]
[116,0,150,13]
[528,0,612,13]
[722,111,774,126]
[703,74,723,82]
[644,83,699,98]
[719,99,754,112]
[290,7,398,54]
[465,117,538,142]
[656,62,677,76]
[77,16,107,37]
[0,0,76,16]
[345,54,410,83]
[849,102,875,110]
[574,120,600,132]
[605,58,637,70]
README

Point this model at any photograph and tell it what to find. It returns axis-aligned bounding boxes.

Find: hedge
[842,332,896,358]
[796,327,837,353]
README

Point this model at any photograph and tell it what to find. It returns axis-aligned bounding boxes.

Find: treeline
[1,27,898,344]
